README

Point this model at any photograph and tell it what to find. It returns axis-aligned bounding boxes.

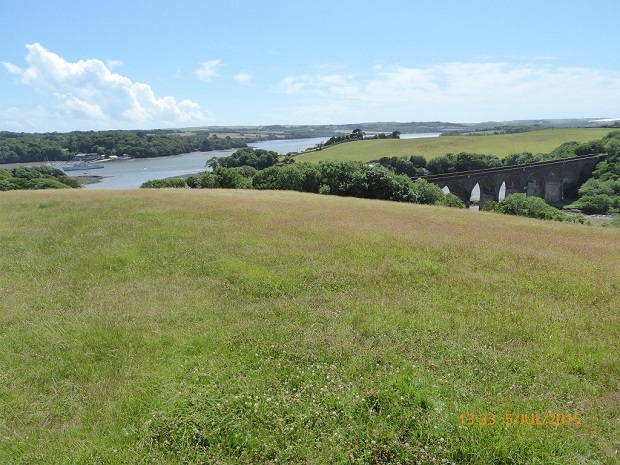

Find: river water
[52,133,439,189]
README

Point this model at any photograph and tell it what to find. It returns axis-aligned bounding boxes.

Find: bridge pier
[544,169,563,205]
[526,172,544,198]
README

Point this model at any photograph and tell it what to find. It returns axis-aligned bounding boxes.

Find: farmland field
[0,189,618,464]
[295,128,612,163]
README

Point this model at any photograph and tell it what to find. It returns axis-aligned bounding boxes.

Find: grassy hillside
[295,128,611,163]
[1,189,619,464]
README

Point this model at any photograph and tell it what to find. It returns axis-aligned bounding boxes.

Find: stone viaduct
[417,154,604,209]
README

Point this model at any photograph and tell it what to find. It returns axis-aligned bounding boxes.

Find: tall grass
[0,189,618,464]
[296,128,611,163]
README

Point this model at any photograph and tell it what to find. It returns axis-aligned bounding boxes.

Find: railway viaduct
[418,154,604,209]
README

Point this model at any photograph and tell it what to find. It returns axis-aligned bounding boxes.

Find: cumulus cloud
[195,59,222,82]
[3,43,205,128]
[277,62,620,122]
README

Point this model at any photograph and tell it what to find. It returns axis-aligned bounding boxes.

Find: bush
[185,176,199,188]
[409,179,445,205]
[140,178,188,188]
[235,165,258,178]
[578,178,614,197]
[213,167,251,189]
[571,194,612,214]
[199,173,218,188]
[440,194,466,208]
[482,193,574,222]
[481,200,501,213]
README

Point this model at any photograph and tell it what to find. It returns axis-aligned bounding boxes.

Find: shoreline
[74,171,206,187]
[75,175,106,185]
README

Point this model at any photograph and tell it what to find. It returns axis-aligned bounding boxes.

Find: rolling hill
[294,128,612,163]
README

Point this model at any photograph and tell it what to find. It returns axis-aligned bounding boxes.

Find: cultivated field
[1,189,619,464]
[295,128,612,163]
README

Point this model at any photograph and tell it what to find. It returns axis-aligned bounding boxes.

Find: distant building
[74,153,103,161]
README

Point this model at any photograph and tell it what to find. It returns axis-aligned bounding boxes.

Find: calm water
[76,137,331,189]
[54,133,440,189]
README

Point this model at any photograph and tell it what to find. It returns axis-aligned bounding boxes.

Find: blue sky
[2,0,619,132]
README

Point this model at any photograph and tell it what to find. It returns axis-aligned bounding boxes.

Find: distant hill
[294,128,612,163]
[189,118,618,139]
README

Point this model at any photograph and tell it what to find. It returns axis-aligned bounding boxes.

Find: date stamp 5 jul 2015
[459,413,582,427]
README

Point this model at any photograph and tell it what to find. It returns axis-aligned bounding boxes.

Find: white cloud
[234,72,253,85]
[3,43,205,129]
[2,61,22,74]
[279,76,307,94]
[277,62,620,122]
[106,59,124,69]
[195,59,222,82]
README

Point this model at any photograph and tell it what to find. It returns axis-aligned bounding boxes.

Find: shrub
[481,200,501,212]
[213,167,251,189]
[440,194,466,208]
[140,178,187,188]
[409,179,445,205]
[185,176,199,188]
[235,165,258,178]
[482,193,575,222]
[198,173,218,188]
[572,194,612,214]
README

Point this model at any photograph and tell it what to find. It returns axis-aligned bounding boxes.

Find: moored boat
[60,162,105,171]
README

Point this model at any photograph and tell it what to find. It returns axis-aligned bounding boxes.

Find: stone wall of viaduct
[418,155,604,209]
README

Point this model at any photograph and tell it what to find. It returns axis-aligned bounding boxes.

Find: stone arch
[443,182,472,206]
[564,165,578,184]
[502,174,523,200]
[562,165,579,200]
[477,177,498,210]
[526,171,545,199]
[544,169,562,204]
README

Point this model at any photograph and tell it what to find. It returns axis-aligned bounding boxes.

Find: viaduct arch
[417,154,603,209]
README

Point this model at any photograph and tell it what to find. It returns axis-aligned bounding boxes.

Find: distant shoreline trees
[0,130,248,164]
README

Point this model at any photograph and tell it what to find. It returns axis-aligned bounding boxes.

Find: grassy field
[295,128,612,163]
[1,189,619,464]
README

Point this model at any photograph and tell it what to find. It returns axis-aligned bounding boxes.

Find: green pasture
[295,128,612,163]
[0,189,618,464]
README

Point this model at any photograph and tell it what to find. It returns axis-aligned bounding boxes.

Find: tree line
[371,138,609,177]
[141,148,464,208]
[0,130,247,164]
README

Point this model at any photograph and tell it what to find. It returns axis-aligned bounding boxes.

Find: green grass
[296,128,612,163]
[1,189,619,464]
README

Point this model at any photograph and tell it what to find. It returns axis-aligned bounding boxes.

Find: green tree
[213,167,251,189]
[351,129,365,140]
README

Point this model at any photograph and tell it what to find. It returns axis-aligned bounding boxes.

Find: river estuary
[58,133,440,189]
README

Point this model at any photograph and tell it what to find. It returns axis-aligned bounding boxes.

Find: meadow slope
[0,189,619,464]
[295,128,611,163]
